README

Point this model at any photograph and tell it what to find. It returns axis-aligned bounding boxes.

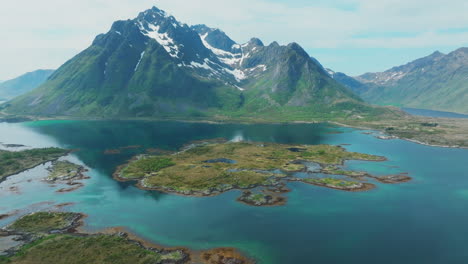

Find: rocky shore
[45,160,90,193]
[0,212,253,264]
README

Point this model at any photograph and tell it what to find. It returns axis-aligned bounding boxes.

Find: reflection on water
[0,120,467,264]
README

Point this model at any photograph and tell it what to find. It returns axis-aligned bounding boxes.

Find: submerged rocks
[201,248,253,264]
[372,174,412,184]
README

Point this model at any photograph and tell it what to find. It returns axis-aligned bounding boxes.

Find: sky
[1,0,467,80]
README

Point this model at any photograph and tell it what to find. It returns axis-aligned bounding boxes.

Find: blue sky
[0,0,467,80]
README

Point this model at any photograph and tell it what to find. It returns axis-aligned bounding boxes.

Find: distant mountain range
[3,6,386,120]
[0,70,54,101]
[329,48,468,114]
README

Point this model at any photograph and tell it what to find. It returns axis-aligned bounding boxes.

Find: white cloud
[0,0,467,79]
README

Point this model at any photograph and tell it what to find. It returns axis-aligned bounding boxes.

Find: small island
[45,160,89,192]
[0,148,69,182]
[114,141,410,206]
[237,190,287,207]
[0,212,253,264]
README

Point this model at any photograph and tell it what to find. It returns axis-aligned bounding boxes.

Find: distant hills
[0,70,54,101]
[3,6,387,120]
[329,48,468,114]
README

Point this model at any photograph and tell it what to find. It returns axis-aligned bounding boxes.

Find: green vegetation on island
[46,161,87,182]
[115,141,396,203]
[0,212,251,264]
[237,190,286,207]
[300,178,374,191]
[322,165,367,177]
[6,212,81,234]
[0,148,69,182]
[1,235,187,264]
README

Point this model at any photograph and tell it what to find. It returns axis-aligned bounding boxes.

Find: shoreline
[5,114,466,149]
[112,142,402,200]
[331,121,468,149]
[0,150,72,184]
[1,212,256,264]
[92,226,256,264]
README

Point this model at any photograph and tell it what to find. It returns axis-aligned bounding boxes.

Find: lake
[1,120,468,264]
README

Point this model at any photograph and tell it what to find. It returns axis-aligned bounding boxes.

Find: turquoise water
[1,120,468,263]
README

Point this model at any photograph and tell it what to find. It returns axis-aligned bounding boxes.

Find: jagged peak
[147,6,170,18]
[248,38,264,47]
[287,42,310,58]
[191,24,212,34]
[136,6,184,28]
[268,41,280,48]
[191,24,223,35]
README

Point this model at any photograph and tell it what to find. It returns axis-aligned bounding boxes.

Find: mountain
[4,6,385,120]
[326,69,374,95]
[0,70,54,101]
[352,49,468,114]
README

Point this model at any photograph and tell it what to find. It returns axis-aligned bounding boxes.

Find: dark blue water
[402,107,468,118]
[0,120,467,264]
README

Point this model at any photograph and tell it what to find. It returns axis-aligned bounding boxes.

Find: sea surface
[402,107,468,119]
[1,120,468,264]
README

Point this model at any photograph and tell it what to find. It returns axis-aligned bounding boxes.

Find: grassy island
[6,212,82,234]
[0,148,69,182]
[0,212,251,264]
[237,190,286,207]
[46,161,87,182]
[300,178,374,191]
[114,141,399,204]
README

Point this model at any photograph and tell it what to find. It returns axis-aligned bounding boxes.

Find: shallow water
[0,120,467,264]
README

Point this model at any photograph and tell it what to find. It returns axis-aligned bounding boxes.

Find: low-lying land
[115,141,409,206]
[0,148,69,182]
[5,212,82,234]
[45,160,89,193]
[341,115,468,148]
[0,212,253,264]
[298,178,375,192]
[237,190,287,207]
[46,161,87,182]
[2,107,466,148]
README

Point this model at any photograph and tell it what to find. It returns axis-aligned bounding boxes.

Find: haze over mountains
[330,48,468,114]
[3,6,382,120]
[0,70,54,101]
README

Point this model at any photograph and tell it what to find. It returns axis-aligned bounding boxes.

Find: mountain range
[330,48,468,114]
[0,70,54,101]
[3,6,386,120]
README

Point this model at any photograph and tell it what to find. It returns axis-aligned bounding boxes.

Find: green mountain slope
[0,70,54,100]
[4,6,388,120]
[353,49,468,114]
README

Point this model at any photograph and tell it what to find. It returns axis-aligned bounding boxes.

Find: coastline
[3,113,466,149]
[0,150,73,184]
[1,212,256,264]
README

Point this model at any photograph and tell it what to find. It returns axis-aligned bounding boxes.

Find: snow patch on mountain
[134,51,145,71]
[199,33,243,67]
[138,23,180,58]
[223,68,246,82]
